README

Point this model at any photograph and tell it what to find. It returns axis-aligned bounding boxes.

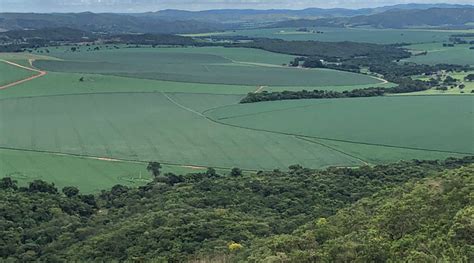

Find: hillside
[1,157,472,261]
[243,163,474,262]
[0,12,227,34]
[137,4,472,25]
[271,7,474,29]
[1,4,471,32]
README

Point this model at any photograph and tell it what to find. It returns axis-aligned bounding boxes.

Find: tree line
[241,82,431,103]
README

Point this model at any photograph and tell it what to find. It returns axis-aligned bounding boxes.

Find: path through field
[0,59,47,90]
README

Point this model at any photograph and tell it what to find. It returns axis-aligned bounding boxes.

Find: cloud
[0,0,472,12]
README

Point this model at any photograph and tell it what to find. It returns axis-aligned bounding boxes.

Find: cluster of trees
[241,80,430,103]
[1,156,472,261]
[236,39,409,62]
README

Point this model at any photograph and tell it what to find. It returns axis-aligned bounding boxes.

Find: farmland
[404,43,474,65]
[186,27,468,44]
[2,6,474,262]
[1,43,473,192]
[206,96,474,155]
[33,46,382,86]
[0,60,35,86]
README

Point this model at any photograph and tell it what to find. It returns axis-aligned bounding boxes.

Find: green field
[0,60,35,86]
[206,96,474,154]
[33,46,382,87]
[404,43,474,65]
[1,43,472,192]
[0,148,239,193]
[0,93,365,173]
[187,27,466,44]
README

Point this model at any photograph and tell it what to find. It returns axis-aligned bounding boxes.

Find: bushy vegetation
[240,163,474,262]
[1,157,472,261]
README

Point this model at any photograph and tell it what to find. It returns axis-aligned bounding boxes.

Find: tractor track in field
[162,91,474,156]
[1,91,471,171]
[0,59,47,90]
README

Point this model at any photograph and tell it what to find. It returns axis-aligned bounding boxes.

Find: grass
[32,46,382,87]
[404,43,474,65]
[0,60,35,86]
[205,96,474,155]
[188,27,462,44]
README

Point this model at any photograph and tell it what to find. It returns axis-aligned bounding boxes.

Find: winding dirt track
[0,59,46,90]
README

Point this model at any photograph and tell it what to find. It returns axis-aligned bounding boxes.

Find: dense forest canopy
[1,157,472,261]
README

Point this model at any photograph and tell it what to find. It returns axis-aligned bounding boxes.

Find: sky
[0,0,472,13]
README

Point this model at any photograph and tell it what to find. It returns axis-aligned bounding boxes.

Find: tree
[230,168,243,177]
[0,177,17,190]
[62,186,80,198]
[206,167,217,177]
[464,74,474,81]
[147,162,162,177]
[28,180,58,194]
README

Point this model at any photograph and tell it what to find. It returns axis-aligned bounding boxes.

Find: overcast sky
[0,0,472,13]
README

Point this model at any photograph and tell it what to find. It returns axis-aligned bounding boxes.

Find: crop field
[0,93,364,171]
[0,148,232,193]
[0,60,35,86]
[186,27,464,44]
[206,96,474,154]
[33,46,382,87]
[404,43,474,65]
[1,45,472,191]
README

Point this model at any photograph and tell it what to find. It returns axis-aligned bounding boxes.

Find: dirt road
[0,59,46,90]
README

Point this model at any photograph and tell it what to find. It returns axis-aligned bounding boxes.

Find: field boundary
[0,59,47,90]
[0,146,264,172]
[295,136,371,165]
[204,114,474,156]
[2,91,471,156]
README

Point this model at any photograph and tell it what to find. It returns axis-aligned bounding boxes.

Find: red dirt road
[0,59,47,90]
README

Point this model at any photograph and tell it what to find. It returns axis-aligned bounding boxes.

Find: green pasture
[404,43,474,65]
[33,46,382,87]
[0,60,35,86]
[0,92,364,172]
[206,96,474,154]
[190,27,462,44]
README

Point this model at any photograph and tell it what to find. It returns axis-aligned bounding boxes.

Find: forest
[1,157,472,262]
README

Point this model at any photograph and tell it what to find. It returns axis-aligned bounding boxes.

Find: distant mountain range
[0,12,229,34]
[140,3,473,24]
[0,4,472,34]
[271,7,474,29]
